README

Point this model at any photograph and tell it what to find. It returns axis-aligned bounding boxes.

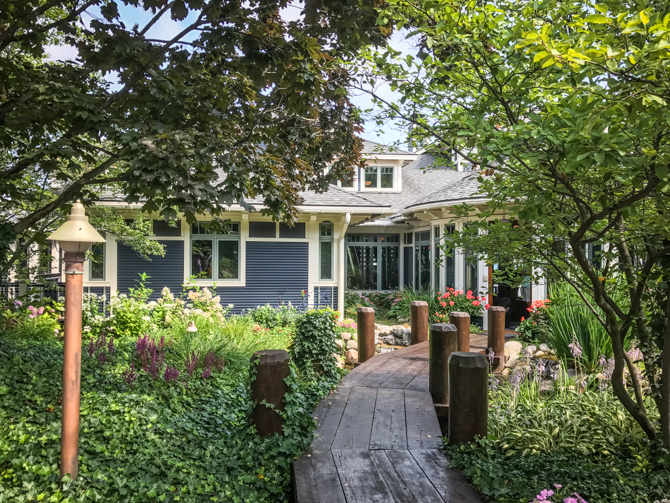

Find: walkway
[293,336,487,503]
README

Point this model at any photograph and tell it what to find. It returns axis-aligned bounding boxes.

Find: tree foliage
[0,0,388,274]
[362,0,670,444]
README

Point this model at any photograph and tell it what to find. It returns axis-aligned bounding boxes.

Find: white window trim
[190,222,242,283]
[319,222,334,281]
[88,242,106,282]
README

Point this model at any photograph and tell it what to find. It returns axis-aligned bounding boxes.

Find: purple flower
[107,336,115,354]
[487,347,495,365]
[164,365,180,382]
[534,488,554,501]
[87,338,96,357]
[97,351,107,365]
[554,484,562,490]
[202,366,211,380]
[123,363,137,386]
[185,351,200,376]
[203,350,225,372]
[14,300,22,308]
[568,339,583,359]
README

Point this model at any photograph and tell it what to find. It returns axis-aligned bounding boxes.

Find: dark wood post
[487,306,506,372]
[60,251,85,480]
[250,350,290,436]
[410,300,429,345]
[449,311,471,352]
[448,352,488,445]
[429,323,458,404]
[357,307,375,363]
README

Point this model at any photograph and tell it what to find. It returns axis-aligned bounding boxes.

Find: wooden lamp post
[48,200,105,480]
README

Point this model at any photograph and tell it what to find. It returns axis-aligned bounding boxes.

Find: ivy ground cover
[0,294,336,502]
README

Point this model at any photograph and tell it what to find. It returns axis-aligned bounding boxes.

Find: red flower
[472,300,480,306]
[441,302,447,308]
[484,303,490,310]
[449,301,454,306]
[467,290,473,295]
[521,316,525,322]
[527,307,532,312]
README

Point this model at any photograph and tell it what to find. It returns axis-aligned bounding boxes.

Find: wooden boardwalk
[293,336,487,503]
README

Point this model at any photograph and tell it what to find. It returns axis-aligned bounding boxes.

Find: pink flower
[472,300,481,306]
[441,302,447,307]
[484,303,490,310]
[449,301,454,306]
[28,314,35,319]
[467,290,472,295]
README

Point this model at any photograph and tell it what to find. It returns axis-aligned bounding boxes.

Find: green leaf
[585,14,610,24]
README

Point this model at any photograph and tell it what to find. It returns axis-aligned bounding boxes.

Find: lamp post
[48,200,105,480]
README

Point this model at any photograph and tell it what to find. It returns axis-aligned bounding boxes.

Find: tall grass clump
[387,288,441,321]
[547,282,629,372]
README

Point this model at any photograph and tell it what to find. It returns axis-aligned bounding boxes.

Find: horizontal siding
[314,286,338,310]
[117,241,184,301]
[216,241,308,313]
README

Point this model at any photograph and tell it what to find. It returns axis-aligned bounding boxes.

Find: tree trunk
[661,297,670,447]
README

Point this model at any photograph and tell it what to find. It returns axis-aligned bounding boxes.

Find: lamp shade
[47,200,105,253]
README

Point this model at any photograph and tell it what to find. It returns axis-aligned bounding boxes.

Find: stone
[341,332,352,341]
[334,339,344,349]
[346,339,358,350]
[501,368,510,376]
[335,355,345,369]
[345,349,358,365]
[375,324,392,336]
[526,344,538,355]
[534,350,546,358]
[398,318,409,323]
[539,343,550,352]
[505,353,519,368]
[505,340,523,356]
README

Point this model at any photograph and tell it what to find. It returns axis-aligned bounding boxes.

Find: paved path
[293,336,487,503]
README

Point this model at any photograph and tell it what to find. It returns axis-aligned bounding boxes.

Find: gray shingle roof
[361,140,410,155]
[357,154,477,215]
[243,185,389,209]
[405,173,482,209]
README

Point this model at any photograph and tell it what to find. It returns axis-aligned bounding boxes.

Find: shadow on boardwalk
[293,339,486,503]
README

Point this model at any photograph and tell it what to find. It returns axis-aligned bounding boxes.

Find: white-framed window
[191,220,240,280]
[89,242,105,281]
[363,165,395,189]
[319,222,334,280]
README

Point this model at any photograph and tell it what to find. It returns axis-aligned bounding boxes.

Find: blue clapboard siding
[117,241,185,301]
[403,246,413,289]
[216,241,308,313]
[84,286,111,313]
[314,286,338,310]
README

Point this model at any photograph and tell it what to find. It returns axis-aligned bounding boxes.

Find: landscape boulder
[346,340,358,350]
[345,349,358,365]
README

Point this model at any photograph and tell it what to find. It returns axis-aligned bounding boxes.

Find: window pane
[464,249,478,293]
[380,166,394,188]
[192,240,213,279]
[218,240,239,279]
[279,222,306,238]
[320,240,332,280]
[444,251,455,289]
[434,247,440,291]
[381,246,399,290]
[90,243,104,280]
[153,220,181,236]
[347,245,377,290]
[249,221,276,238]
[340,174,354,188]
[364,166,378,188]
[320,223,333,237]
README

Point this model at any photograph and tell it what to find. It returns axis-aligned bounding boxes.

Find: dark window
[191,221,240,280]
[364,166,378,188]
[249,221,277,238]
[404,233,413,245]
[218,240,239,279]
[89,243,105,280]
[320,222,334,280]
[279,222,306,239]
[380,166,394,188]
[153,220,182,236]
[191,240,213,279]
[340,171,355,188]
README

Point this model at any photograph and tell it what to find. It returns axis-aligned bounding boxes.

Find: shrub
[387,288,440,321]
[446,373,669,503]
[289,309,341,380]
[0,318,331,502]
[1,300,61,339]
[344,291,375,319]
[434,288,489,319]
[516,298,552,344]
[247,303,299,329]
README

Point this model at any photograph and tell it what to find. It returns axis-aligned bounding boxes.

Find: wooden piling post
[449,311,471,352]
[448,352,488,445]
[250,350,290,436]
[410,301,429,345]
[428,323,459,404]
[357,307,375,363]
[487,306,506,372]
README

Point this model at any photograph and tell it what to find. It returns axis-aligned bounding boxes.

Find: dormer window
[364,165,395,189]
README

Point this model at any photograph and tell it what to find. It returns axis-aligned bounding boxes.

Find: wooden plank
[410,449,483,503]
[293,450,347,503]
[370,388,407,450]
[343,343,428,386]
[404,360,429,391]
[383,450,446,502]
[331,387,377,449]
[369,450,418,503]
[311,386,353,451]
[404,390,442,450]
[381,359,429,389]
[332,449,395,503]
[358,356,417,388]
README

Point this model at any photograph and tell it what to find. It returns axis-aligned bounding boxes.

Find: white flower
[142,316,150,321]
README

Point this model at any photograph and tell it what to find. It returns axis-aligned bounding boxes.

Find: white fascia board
[402,197,490,214]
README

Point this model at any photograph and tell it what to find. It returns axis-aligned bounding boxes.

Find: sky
[45,1,416,148]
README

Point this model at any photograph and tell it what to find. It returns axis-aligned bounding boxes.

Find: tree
[361,0,670,444]
[0,0,387,275]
